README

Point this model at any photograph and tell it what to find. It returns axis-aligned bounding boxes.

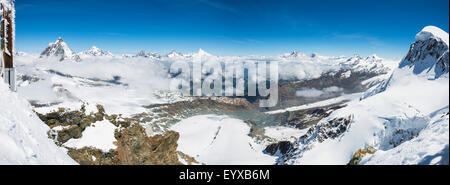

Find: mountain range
[2,26,448,165]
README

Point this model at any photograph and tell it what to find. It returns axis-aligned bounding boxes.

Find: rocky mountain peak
[40,37,81,62]
[399,26,449,78]
[81,46,112,56]
[135,50,159,58]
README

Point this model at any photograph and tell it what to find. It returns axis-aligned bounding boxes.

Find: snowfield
[361,106,449,165]
[64,120,118,152]
[171,115,277,165]
[0,82,76,165]
[283,26,449,165]
[2,21,447,165]
[9,39,395,165]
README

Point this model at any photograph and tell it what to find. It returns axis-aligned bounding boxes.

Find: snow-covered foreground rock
[279,26,449,165]
[63,120,118,152]
[171,115,277,165]
[0,82,76,165]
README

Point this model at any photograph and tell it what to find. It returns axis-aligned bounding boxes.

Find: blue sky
[15,0,449,59]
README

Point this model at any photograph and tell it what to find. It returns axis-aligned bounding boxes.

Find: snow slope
[171,115,277,165]
[0,82,76,165]
[282,26,449,165]
[64,120,118,152]
[399,26,449,79]
[361,106,449,165]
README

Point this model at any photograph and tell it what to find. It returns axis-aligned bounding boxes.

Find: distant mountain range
[271,26,449,165]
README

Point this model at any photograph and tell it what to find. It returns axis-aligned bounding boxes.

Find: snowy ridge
[170,115,277,164]
[364,26,449,99]
[0,82,76,164]
[278,26,449,165]
[79,46,112,57]
[165,50,184,58]
[399,26,449,79]
[63,120,118,152]
[416,26,449,46]
[135,50,160,58]
[15,44,394,116]
[190,48,213,58]
[33,37,394,82]
[361,106,449,165]
[281,51,307,58]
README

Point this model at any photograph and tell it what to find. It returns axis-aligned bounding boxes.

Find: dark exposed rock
[272,115,353,164]
[264,141,293,156]
[177,151,201,165]
[67,147,119,165]
[400,33,449,78]
[299,115,353,144]
[285,104,346,129]
[39,106,191,165]
[114,125,183,165]
[66,125,186,165]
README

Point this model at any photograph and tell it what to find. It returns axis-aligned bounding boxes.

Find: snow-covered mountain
[190,48,213,58]
[135,50,160,58]
[273,26,449,165]
[341,54,390,74]
[399,26,449,79]
[0,82,76,164]
[281,51,301,58]
[79,46,113,57]
[40,37,81,62]
[165,50,184,58]
[10,30,413,165]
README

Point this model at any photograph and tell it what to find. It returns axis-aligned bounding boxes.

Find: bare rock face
[38,104,190,165]
[399,26,449,78]
[264,141,293,156]
[298,115,353,144]
[65,127,185,165]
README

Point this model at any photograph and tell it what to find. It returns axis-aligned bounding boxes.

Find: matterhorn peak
[40,37,81,62]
